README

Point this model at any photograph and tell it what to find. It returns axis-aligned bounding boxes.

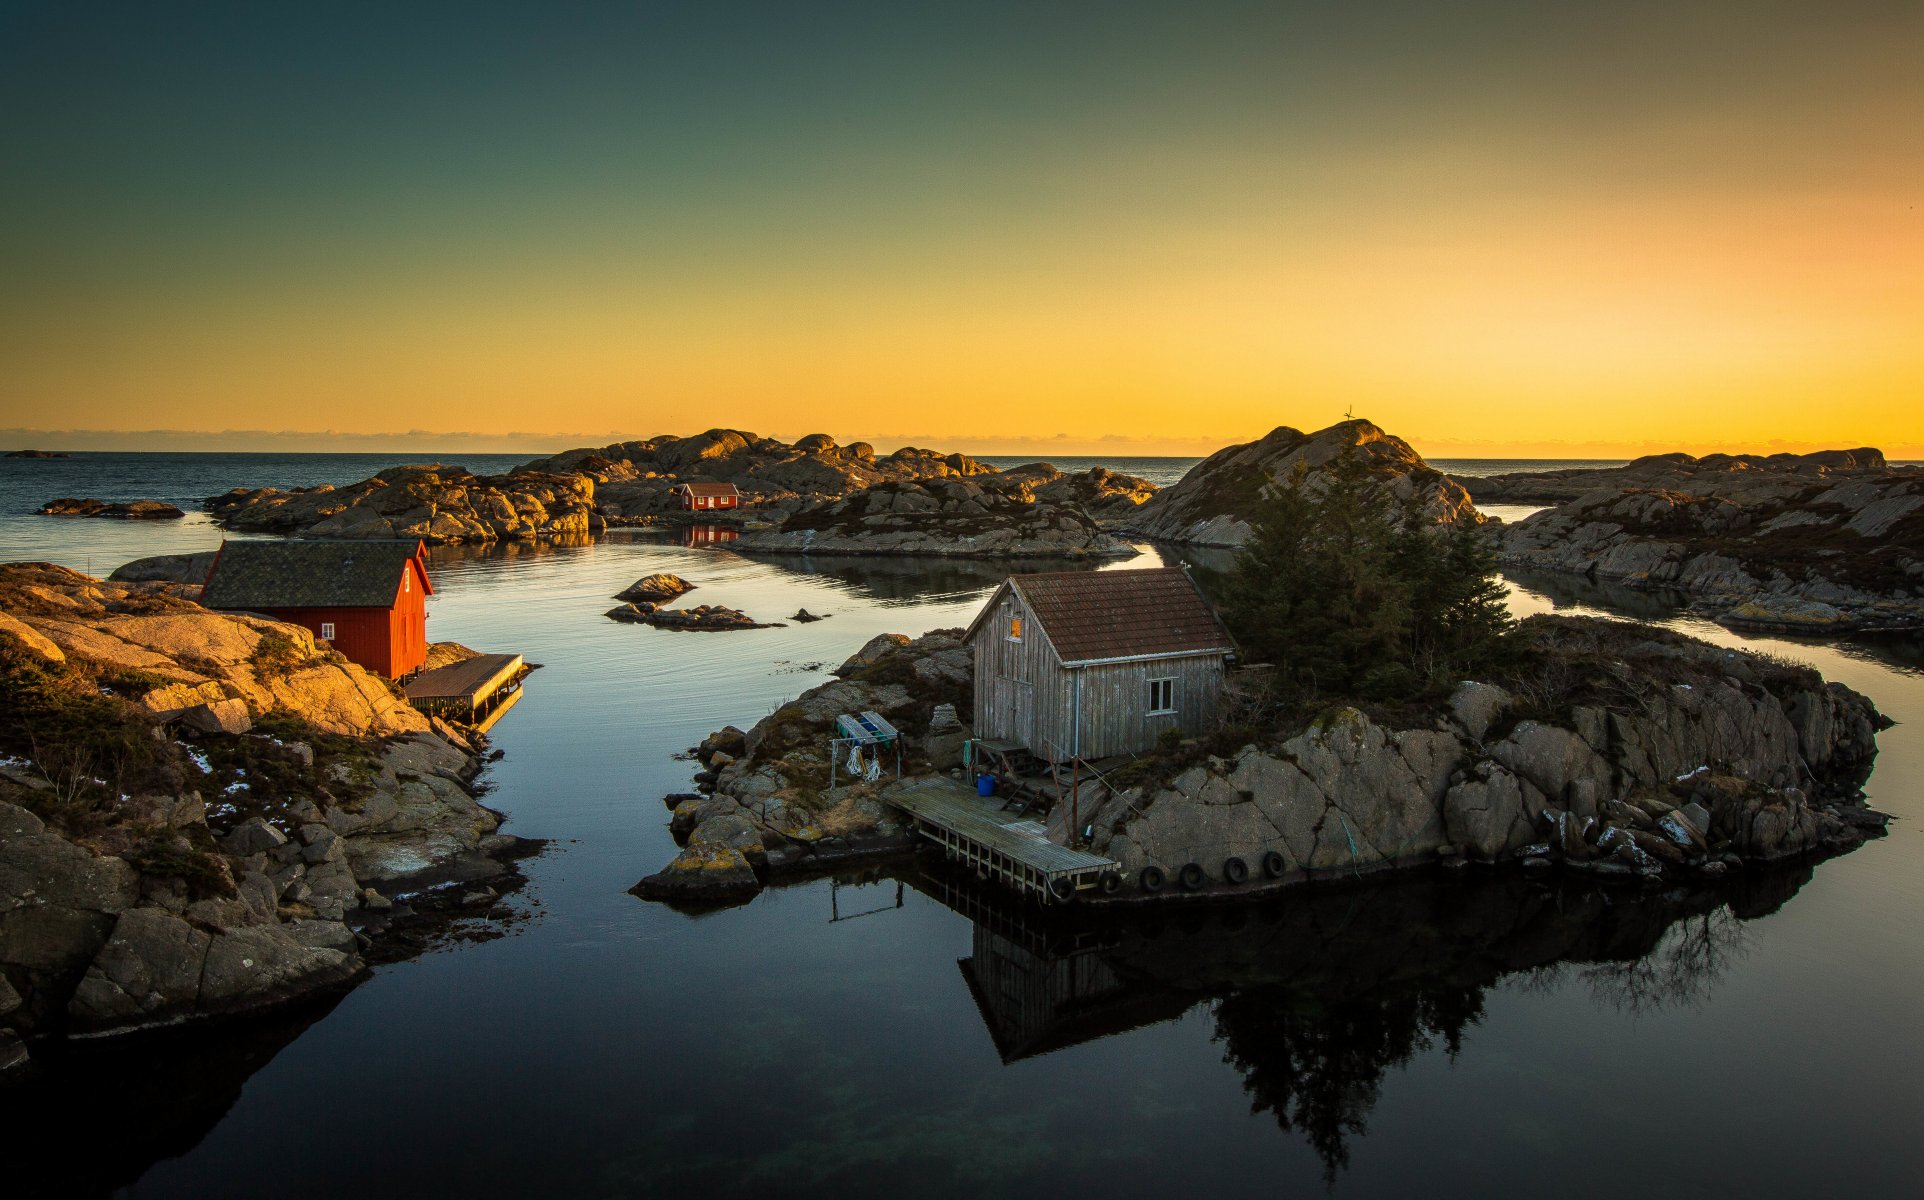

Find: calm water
[2,454,1922,1199]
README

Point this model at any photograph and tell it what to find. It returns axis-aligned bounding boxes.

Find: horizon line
[5,426,1919,461]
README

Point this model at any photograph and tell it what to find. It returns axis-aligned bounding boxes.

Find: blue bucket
[976,774,996,797]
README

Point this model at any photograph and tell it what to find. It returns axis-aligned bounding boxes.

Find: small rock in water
[791,608,828,622]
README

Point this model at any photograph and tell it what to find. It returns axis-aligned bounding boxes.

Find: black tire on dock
[1262,850,1287,879]
[1100,870,1123,895]
[1140,865,1166,893]
[1179,862,1206,891]
[1048,876,1075,902]
[1223,856,1249,885]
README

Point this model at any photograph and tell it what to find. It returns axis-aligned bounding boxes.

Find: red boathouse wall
[247,556,431,679]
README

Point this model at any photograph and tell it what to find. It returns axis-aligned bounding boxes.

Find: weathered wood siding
[969,586,1225,761]
[1068,655,1223,759]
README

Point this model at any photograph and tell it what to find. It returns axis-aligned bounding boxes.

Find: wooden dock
[885,777,1117,904]
[403,652,526,731]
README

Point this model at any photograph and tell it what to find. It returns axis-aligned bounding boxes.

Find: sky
[1,1,1919,459]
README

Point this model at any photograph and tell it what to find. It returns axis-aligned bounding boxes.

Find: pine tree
[1221,450,1514,704]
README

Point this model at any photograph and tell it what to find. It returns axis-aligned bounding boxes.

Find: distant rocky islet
[40,419,1920,638]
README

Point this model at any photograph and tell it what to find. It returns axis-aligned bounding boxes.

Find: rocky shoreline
[1463,450,1924,633]
[0,563,537,1078]
[632,615,1889,908]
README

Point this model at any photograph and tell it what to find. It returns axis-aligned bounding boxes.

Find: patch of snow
[184,747,213,774]
[1675,765,1709,782]
[222,780,250,796]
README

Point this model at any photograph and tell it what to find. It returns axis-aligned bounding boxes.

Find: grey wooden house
[963,568,1235,763]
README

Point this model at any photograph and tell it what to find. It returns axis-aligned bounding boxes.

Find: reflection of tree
[1213,986,1486,1182]
[926,860,1830,1187]
[1577,907,1750,1016]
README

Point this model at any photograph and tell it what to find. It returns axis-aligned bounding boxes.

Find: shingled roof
[201,540,428,610]
[678,482,740,497]
[969,567,1234,665]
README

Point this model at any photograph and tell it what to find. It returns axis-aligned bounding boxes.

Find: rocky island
[0,563,535,1076]
[632,615,1888,907]
[5,450,72,459]
[733,476,1139,559]
[38,498,186,520]
[1466,450,1924,632]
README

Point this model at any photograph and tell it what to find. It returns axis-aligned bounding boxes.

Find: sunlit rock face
[1466,451,1924,634]
[1123,419,1479,548]
[1090,616,1885,887]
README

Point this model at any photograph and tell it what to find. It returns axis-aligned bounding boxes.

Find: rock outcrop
[997,463,1159,518]
[0,563,425,738]
[605,601,779,631]
[0,565,536,1067]
[6,450,71,459]
[1461,448,1892,505]
[205,464,595,543]
[38,498,185,520]
[631,630,974,904]
[1486,454,1924,632]
[1123,419,1479,547]
[107,551,218,586]
[517,429,995,526]
[613,573,692,603]
[1088,616,1886,895]
[734,477,1137,559]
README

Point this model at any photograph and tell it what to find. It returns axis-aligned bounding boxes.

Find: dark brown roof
[201,540,428,610]
[972,568,1234,665]
[678,482,740,497]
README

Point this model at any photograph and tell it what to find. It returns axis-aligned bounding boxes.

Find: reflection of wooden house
[963,568,1234,763]
[201,539,431,679]
[932,874,1189,1062]
[675,482,740,511]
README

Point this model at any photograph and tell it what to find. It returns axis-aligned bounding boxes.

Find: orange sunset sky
[1,3,1919,459]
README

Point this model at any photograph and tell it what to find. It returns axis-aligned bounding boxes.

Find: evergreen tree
[1221,451,1514,703]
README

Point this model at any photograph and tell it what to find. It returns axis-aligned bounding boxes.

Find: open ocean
[3,450,1922,1200]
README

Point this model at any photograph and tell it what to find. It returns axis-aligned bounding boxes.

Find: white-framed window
[319,622,336,641]
[1147,677,1176,714]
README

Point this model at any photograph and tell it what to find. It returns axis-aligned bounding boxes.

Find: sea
[2,452,1921,1199]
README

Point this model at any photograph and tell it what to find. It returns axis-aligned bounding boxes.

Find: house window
[1008,613,1023,641]
[1147,677,1175,714]
[320,622,336,641]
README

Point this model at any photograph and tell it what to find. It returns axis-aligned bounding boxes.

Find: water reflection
[915,862,1812,1181]
[1501,565,1696,621]
[6,994,345,1198]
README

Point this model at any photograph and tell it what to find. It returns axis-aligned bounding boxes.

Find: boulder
[615,573,692,603]
[179,698,253,736]
[221,817,288,856]
[66,909,213,1031]
[629,843,763,903]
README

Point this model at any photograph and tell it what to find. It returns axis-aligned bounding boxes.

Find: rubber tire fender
[1047,875,1075,903]
[1223,856,1249,885]
[1179,862,1206,891]
[1262,850,1288,879]
[1139,865,1166,893]
[1099,870,1124,895]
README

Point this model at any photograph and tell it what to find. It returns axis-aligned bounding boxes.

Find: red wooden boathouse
[200,539,433,679]
[675,482,740,511]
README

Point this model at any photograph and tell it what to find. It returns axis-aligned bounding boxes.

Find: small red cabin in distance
[200,539,433,679]
[676,482,740,511]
